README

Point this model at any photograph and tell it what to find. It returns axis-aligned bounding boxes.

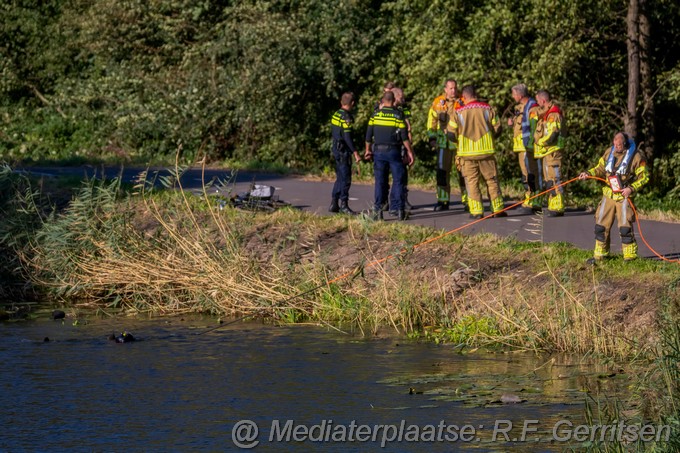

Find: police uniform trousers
[331,144,352,202]
[387,147,409,210]
[375,145,404,210]
[374,147,406,211]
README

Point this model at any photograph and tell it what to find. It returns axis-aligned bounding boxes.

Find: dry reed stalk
[473,289,542,347]
[59,218,300,317]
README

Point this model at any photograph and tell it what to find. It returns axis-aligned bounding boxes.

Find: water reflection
[0,315,631,452]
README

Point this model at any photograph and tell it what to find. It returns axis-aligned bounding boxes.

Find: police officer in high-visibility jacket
[579,132,649,263]
[329,92,361,215]
[427,79,467,211]
[508,83,540,212]
[374,82,398,212]
[451,85,505,219]
[364,91,415,221]
[534,90,565,216]
[391,87,413,214]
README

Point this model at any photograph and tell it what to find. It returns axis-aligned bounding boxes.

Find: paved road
[18,166,680,260]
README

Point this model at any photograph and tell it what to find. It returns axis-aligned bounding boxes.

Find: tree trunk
[626,0,640,139]
[639,0,655,163]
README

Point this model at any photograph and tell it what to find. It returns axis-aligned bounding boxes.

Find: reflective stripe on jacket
[512,99,538,152]
[587,148,649,201]
[330,108,356,153]
[453,101,500,157]
[366,107,408,147]
[427,95,463,145]
[534,103,564,158]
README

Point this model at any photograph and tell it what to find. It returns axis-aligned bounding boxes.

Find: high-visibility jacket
[400,105,412,121]
[366,107,409,148]
[512,98,539,152]
[534,102,564,158]
[330,108,356,153]
[427,94,463,150]
[452,100,501,158]
[586,143,649,201]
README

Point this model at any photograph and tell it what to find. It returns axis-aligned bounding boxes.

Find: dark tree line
[2,0,680,199]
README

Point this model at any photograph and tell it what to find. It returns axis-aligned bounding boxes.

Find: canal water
[0,314,632,452]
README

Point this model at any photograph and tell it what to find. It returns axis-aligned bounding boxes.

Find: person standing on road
[391,87,413,215]
[364,91,415,221]
[452,85,505,219]
[427,79,467,211]
[578,131,649,263]
[508,83,540,213]
[329,92,361,215]
[534,89,565,216]
[375,81,396,212]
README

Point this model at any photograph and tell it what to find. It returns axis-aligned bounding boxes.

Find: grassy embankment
[1,164,679,449]
[1,164,676,356]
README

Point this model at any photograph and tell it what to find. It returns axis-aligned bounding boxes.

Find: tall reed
[14,165,678,361]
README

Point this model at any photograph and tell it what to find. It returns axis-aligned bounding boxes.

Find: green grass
[421,315,502,345]
[219,158,296,175]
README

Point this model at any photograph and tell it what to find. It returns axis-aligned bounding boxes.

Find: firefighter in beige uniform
[452,85,505,218]
[534,90,565,216]
[578,132,649,262]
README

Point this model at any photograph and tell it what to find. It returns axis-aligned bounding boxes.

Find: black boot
[433,201,449,212]
[404,195,413,210]
[398,210,409,221]
[339,200,356,215]
[368,210,383,221]
[328,198,339,213]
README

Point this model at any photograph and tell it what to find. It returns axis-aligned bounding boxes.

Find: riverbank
[2,168,679,449]
[2,170,674,358]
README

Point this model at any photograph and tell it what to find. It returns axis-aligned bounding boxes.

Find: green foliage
[1,0,680,194]
[31,176,128,297]
[2,0,384,166]
[424,315,501,345]
[0,164,44,291]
